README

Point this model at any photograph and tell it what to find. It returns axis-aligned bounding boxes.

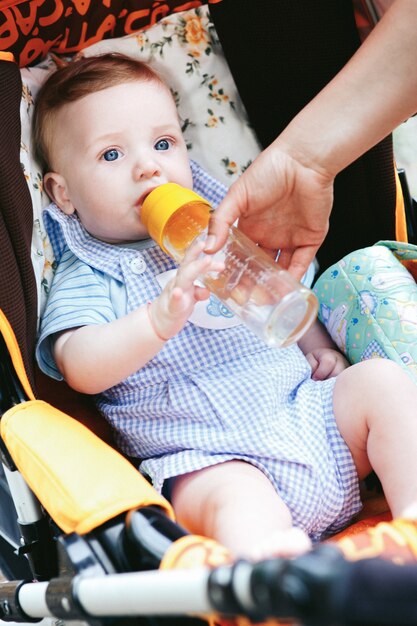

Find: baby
[35,53,417,559]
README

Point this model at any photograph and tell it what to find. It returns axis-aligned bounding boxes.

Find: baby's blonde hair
[32,53,165,172]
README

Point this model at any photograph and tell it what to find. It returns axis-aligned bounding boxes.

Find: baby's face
[46,79,193,244]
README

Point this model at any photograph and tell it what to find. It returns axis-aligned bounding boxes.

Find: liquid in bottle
[141,184,318,347]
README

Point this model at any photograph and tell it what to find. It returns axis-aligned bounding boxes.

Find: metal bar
[75,569,212,617]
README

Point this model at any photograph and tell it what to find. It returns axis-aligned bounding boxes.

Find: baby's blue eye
[103,149,121,162]
[154,139,170,151]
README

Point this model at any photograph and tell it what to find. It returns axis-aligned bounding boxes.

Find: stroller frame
[1,1,417,624]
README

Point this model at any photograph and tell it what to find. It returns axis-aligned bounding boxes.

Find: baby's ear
[43,172,75,215]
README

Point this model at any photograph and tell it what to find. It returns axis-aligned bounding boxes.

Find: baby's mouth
[138,186,158,208]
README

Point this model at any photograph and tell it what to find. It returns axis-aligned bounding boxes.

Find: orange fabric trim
[394,168,417,280]
[0,0,29,8]
[0,1,205,67]
[0,52,15,62]
[336,519,417,564]
[160,535,232,571]
[395,166,408,243]
[160,537,278,626]
[175,2,203,9]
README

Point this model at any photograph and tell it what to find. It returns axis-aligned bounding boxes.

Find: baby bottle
[141,184,318,347]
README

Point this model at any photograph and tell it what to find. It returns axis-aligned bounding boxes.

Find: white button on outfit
[129,255,147,275]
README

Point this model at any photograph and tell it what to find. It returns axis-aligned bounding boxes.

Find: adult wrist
[275,122,339,183]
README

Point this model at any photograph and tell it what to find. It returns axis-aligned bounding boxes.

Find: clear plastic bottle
[141,183,318,347]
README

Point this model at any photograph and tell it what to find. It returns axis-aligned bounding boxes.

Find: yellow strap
[0,309,34,401]
[1,400,174,534]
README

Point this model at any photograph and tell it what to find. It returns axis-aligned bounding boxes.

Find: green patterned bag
[314,241,417,382]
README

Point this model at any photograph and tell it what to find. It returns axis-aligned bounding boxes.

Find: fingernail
[204,234,216,252]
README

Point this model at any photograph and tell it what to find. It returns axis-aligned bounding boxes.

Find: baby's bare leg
[170,460,311,559]
[333,359,417,518]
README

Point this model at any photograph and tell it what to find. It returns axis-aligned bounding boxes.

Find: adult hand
[207,1,417,282]
[206,139,334,282]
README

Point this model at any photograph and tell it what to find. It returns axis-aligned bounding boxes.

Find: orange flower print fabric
[183,11,207,46]
[0,0,208,67]
[19,4,261,312]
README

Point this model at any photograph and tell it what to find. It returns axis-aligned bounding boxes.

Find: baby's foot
[247,527,312,561]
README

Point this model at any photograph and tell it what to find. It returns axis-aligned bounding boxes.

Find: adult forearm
[277,0,417,178]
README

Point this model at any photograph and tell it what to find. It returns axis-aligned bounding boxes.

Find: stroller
[1,1,417,624]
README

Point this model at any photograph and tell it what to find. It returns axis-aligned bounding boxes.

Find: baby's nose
[133,157,161,180]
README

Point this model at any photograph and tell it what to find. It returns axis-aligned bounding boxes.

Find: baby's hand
[305,348,349,381]
[149,241,224,340]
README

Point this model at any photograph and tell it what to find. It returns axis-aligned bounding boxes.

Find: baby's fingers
[177,251,223,290]
[181,239,207,265]
[175,260,212,293]
[311,358,333,381]
[182,240,225,271]
[305,352,319,375]
[194,285,211,301]
[168,284,210,315]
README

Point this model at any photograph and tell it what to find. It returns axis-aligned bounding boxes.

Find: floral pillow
[20,5,261,319]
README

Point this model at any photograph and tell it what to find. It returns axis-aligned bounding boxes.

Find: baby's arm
[298,320,349,380]
[53,241,223,394]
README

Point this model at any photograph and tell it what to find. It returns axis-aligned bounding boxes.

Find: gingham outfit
[37,162,362,541]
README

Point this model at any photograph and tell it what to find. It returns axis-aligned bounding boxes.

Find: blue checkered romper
[37,162,362,541]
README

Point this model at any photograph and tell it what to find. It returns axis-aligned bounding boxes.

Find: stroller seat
[0,2,416,625]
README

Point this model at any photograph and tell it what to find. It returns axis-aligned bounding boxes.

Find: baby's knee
[355,358,410,387]
[170,463,247,521]
[334,357,414,421]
